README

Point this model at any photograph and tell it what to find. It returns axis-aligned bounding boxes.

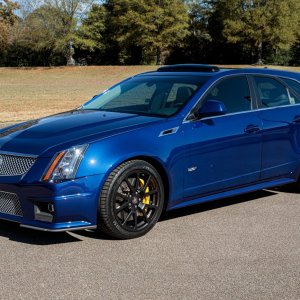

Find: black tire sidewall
[98,160,164,239]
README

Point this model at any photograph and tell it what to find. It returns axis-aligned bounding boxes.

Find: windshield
[82,75,210,117]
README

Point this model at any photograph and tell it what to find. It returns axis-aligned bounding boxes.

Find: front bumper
[0,174,104,232]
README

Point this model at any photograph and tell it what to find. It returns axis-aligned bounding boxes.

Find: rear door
[251,75,300,180]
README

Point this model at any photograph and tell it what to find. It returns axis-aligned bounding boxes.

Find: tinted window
[281,78,300,104]
[166,83,198,106]
[281,78,300,94]
[203,76,251,114]
[254,76,291,107]
[83,76,209,117]
[100,83,156,109]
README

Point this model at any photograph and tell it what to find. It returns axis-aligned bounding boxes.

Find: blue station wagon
[1,64,300,239]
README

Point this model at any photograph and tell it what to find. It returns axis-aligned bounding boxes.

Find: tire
[97,160,165,239]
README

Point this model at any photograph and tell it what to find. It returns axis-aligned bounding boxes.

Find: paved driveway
[0,189,299,300]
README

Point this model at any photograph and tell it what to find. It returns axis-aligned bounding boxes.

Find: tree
[107,0,189,65]
[168,0,213,63]
[0,0,19,52]
[78,4,106,52]
[185,0,212,40]
[221,0,300,64]
[19,0,97,64]
[16,5,73,65]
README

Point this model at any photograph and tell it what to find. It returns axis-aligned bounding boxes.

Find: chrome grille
[0,154,36,176]
[0,191,23,216]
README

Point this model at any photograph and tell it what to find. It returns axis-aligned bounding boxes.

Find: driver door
[182,75,262,198]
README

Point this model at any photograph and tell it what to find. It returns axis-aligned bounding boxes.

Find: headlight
[42,144,88,182]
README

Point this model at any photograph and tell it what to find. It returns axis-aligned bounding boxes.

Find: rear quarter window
[281,77,300,96]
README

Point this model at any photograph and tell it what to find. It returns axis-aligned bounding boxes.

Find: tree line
[1,0,300,67]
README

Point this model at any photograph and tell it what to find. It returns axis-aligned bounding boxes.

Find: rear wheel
[97,160,164,239]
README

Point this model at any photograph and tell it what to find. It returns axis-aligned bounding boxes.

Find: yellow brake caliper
[139,178,150,205]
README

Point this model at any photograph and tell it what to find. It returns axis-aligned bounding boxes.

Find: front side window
[253,76,292,107]
[202,76,251,114]
[82,76,209,117]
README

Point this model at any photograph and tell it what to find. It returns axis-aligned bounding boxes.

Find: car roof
[136,64,300,81]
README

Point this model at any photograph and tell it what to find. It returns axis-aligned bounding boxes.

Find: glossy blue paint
[258,106,300,179]
[0,65,300,232]
[181,111,263,200]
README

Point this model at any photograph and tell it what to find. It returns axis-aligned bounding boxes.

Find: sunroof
[157,64,220,73]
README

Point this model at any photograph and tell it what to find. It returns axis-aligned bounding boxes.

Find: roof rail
[157,64,220,73]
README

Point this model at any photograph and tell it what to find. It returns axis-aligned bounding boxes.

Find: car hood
[0,110,163,157]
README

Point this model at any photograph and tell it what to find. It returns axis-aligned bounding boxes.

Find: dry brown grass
[0,65,299,123]
[0,66,155,123]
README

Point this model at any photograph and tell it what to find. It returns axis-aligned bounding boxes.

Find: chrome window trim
[183,72,300,124]
[190,103,300,122]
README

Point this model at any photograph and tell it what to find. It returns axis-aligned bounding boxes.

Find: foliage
[106,0,189,65]
[221,0,300,63]
[10,0,97,65]
[2,0,300,66]
[0,0,19,53]
[77,4,106,52]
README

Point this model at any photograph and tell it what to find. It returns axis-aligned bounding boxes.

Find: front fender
[76,123,186,207]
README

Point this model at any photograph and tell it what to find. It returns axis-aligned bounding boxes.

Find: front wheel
[97,160,164,239]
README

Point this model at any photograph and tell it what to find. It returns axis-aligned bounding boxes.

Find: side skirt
[169,177,295,210]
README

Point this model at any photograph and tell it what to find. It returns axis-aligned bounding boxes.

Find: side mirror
[196,99,227,118]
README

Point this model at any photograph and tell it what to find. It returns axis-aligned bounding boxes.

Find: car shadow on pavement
[160,190,277,222]
[0,190,278,244]
[75,190,278,240]
[271,184,300,194]
[70,190,277,240]
[0,220,82,245]
[71,229,117,241]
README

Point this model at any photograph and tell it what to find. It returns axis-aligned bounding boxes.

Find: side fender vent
[159,127,179,137]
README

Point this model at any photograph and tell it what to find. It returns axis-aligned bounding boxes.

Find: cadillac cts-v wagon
[1,64,300,239]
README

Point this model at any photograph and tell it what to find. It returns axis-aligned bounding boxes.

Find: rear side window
[203,76,251,114]
[253,76,294,107]
[281,78,300,94]
[280,78,300,104]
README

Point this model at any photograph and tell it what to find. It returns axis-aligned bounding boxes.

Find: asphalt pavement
[0,189,299,300]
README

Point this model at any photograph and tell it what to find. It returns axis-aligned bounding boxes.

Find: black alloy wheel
[98,160,164,239]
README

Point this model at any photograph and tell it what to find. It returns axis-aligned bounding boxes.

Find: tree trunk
[256,40,263,65]
[156,46,162,65]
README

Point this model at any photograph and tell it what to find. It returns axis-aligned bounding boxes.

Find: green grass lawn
[0,65,299,123]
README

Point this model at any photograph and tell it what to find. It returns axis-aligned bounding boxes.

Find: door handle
[244,124,261,134]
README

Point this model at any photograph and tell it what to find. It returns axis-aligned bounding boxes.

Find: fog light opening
[48,203,55,213]
[34,201,54,223]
